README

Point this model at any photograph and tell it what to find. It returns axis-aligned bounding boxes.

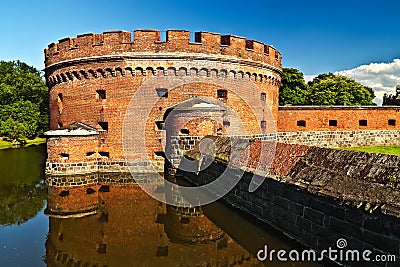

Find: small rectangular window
[59,153,69,160]
[388,119,396,126]
[155,121,165,130]
[98,121,108,131]
[86,152,96,157]
[297,120,306,127]
[99,152,109,158]
[96,90,106,99]
[58,93,63,102]
[223,120,230,127]
[264,45,270,55]
[217,89,228,99]
[261,120,266,129]
[179,128,189,135]
[260,93,266,102]
[156,88,168,98]
[329,120,338,127]
[359,120,367,126]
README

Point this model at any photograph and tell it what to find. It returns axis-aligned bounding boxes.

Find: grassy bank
[0,137,46,149]
[340,146,400,156]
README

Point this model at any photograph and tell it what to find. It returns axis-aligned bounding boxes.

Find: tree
[0,100,41,143]
[279,68,310,105]
[279,68,376,106]
[307,73,375,105]
[0,61,48,143]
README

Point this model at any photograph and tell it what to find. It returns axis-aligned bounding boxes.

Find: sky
[0,0,399,104]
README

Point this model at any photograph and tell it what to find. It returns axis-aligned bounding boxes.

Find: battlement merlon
[44,29,282,68]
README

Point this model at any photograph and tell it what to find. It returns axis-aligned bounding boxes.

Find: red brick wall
[47,136,99,162]
[278,106,400,132]
[45,29,282,164]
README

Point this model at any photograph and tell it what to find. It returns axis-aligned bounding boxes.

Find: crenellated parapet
[44,29,281,69]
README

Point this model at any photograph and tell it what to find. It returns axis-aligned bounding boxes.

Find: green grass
[0,137,46,149]
[340,146,400,156]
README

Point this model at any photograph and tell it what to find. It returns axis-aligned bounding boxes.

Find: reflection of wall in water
[45,182,260,266]
[45,172,162,215]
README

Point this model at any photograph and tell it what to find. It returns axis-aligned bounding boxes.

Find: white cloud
[335,59,400,105]
[304,75,316,83]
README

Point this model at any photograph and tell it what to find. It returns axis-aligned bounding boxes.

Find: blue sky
[1,0,399,103]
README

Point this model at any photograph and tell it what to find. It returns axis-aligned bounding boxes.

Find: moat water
[0,146,331,266]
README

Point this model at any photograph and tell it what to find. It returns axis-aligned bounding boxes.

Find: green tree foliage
[307,73,375,105]
[279,68,375,106]
[279,68,310,106]
[0,61,48,143]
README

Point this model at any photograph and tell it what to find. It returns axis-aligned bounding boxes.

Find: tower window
[388,119,396,126]
[180,128,189,135]
[156,88,168,98]
[59,190,69,197]
[155,121,165,130]
[58,122,63,128]
[260,93,266,102]
[223,120,230,127]
[297,120,306,127]
[57,93,63,102]
[86,152,96,157]
[359,120,368,126]
[156,246,168,257]
[217,89,228,100]
[261,120,266,129]
[98,121,108,131]
[59,153,69,160]
[99,152,109,158]
[86,188,96,194]
[96,90,106,99]
[329,120,338,127]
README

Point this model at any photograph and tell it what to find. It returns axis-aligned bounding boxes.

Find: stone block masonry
[274,129,400,147]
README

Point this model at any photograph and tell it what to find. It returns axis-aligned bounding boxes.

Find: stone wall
[45,160,161,175]
[175,129,400,152]
[181,138,400,266]
[274,130,400,147]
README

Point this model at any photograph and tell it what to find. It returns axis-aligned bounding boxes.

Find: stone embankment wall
[182,137,400,266]
[180,129,400,151]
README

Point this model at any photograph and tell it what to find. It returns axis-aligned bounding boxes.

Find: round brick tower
[44,29,282,175]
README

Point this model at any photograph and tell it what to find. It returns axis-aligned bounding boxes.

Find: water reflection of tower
[44,175,260,266]
[164,204,226,245]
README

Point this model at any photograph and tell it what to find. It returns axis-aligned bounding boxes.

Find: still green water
[0,145,47,266]
[0,146,327,267]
